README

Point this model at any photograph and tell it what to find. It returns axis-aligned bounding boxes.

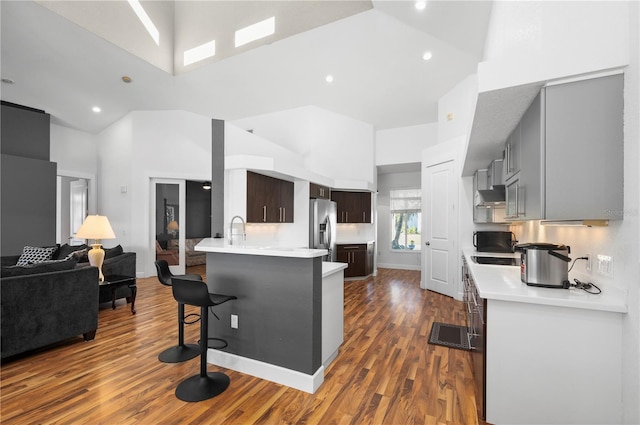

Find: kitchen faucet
[228,216,246,245]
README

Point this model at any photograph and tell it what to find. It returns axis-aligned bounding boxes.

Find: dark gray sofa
[1,265,99,359]
[0,247,136,359]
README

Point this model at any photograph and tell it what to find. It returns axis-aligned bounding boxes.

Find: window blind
[390,189,421,212]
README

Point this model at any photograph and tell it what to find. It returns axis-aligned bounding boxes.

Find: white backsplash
[335,223,375,243]
[511,220,630,291]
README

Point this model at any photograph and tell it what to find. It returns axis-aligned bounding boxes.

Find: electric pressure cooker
[514,243,572,288]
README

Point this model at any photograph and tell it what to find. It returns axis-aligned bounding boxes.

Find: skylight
[184,40,216,66]
[235,17,275,48]
[127,0,160,46]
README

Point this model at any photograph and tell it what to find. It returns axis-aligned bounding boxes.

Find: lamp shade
[75,215,116,241]
[167,220,179,231]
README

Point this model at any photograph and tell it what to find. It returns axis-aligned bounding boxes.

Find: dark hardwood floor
[1,267,485,424]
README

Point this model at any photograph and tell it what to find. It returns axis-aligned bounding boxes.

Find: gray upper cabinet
[504,73,623,221]
[503,122,521,182]
[545,74,623,220]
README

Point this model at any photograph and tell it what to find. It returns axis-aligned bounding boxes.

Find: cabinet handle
[363,212,365,222]
[506,143,512,174]
[346,212,348,222]
[263,206,267,222]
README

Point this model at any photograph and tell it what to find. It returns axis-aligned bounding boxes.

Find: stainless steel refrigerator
[309,199,337,262]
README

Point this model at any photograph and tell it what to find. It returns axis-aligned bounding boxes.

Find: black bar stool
[155,260,201,363]
[171,277,237,402]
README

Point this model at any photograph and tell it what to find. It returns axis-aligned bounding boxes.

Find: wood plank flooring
[1,267,486,424]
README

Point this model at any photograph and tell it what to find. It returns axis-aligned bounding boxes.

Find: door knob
[425,242,430,246]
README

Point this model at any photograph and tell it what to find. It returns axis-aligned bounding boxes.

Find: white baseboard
[207,349,325,394]
[377,263,421,271]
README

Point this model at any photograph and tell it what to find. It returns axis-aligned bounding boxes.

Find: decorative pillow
[54,243,88,260]
[1,258,77,278]
[16,246,57,266]
[64,248,88,262]
[104,245,124,259]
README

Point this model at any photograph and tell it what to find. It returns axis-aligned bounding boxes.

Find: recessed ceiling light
[235,17,275,48]
[122,76,132,83]
[415,1,427,11]
[92,106,101,113]
[422,51,433,61]
[127,0,160,46]
[1,78,15,84]
[325,75,334,83]
[184,40,216,66]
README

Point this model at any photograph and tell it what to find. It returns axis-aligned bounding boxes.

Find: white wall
[375,123,437,166]
[437,74,478,146]
[50,124,98,176]
[96,111,212,277]
[374,123,438,270]
[96,115,134,254]
[50,124,99,216]
[231,105,376,189]
[479,1,629,92]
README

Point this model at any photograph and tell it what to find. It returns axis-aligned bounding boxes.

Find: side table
[101,275,137,314]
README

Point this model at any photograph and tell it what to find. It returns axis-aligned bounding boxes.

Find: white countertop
[463,249,627,313]
[196,238,328,258]
[322,261,348,278]
[336,240,375,245]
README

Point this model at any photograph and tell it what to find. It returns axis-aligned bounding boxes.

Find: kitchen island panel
[205,252,322,375]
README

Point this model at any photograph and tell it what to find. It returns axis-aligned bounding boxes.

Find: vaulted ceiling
[0,0,492,134]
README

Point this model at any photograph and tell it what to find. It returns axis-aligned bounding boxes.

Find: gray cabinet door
[503,122,521,182]
[519,91,543,220]
[544,74,623,220]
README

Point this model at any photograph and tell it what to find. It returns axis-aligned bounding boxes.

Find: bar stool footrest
[199,337,228,350]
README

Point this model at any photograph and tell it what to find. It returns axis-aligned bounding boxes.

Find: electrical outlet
[231,314,238,329]
[597,254,613,277]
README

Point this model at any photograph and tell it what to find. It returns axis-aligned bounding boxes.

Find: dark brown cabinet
[309,182,330,199]
[246,171,294,223]
[337,242,374,278]
[331,191,372,223]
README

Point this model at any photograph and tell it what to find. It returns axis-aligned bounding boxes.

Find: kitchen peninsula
[195,238,347,393]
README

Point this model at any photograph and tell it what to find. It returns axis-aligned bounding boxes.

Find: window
[390,188,421,251]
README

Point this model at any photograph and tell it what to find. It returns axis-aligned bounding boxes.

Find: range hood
[476,188,506,205]
[474,159,506,207]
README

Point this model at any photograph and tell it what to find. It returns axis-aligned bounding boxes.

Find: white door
[422,159,457,297]
[69,179,88,245]
[151,179,186,276]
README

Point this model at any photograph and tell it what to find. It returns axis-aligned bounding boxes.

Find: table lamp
[167,220,179,236]
[75,215,116,282]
